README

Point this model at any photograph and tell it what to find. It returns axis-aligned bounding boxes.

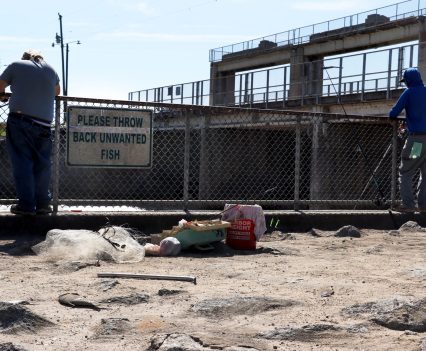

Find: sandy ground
[0,224,425,351]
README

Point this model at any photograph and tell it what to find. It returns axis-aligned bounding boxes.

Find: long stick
[97,272,197,285]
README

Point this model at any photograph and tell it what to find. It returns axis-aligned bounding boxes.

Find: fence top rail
[56,95,394,122]
[209,0,418,62]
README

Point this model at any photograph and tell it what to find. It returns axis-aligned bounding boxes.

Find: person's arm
[389,90,409,118]
[55,84,60,96]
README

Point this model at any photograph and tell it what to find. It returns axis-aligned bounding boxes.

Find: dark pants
[6,114,52,212]
[399,134,426,209]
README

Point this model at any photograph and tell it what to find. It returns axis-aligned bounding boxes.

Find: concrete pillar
[310,117,324,206]
[289,47,324,100]
[289,47,305,99]
[418,17,426,78]
[198,115,211,200]
[307,57,324,97]
[210,64,236,106]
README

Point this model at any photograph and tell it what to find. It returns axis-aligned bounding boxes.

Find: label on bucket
[226,219,256,250]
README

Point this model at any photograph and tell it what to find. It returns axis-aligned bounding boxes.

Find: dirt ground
[0,223,425,351]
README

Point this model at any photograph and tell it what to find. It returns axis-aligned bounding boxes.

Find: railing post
[387,49,392,99]
[266,69,270,108]
[338,57,343,97]
[52,99,61,213]
[191,82,195,105]
[294,115,301,210]
[183,110,191,210]
[200,81,204,105]
[361,53,366,101]
[250,72,254,107]
[283,66,287,108]
[181,84,184,104]
[239,74,243,106]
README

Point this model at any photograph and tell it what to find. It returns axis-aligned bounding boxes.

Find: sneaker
[10,204,36,216]
[36,205,53,215]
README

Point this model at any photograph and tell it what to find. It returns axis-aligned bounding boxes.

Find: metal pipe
[97,272,197,285]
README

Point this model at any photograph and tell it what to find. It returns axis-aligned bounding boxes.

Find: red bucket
[226,219,256,250]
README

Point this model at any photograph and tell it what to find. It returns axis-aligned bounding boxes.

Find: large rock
[372,298,426,332]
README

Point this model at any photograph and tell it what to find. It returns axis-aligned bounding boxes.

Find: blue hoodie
[389,68,426,133]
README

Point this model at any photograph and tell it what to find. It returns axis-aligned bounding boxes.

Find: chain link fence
[0,96,400,211]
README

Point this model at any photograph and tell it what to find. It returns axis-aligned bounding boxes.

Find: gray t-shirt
[0,60,59,122]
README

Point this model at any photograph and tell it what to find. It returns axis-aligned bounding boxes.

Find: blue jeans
[6,115,52,212]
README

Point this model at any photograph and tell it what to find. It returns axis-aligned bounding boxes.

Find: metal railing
[129,43,418,107]
[209,0,425,62]
[0,97,402,211]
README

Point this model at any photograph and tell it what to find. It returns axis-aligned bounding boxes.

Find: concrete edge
[0,210,422,238]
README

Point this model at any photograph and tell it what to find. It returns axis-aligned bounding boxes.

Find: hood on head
[401,68,423,87]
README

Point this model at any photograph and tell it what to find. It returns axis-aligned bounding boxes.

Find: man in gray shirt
[0,49,60,215]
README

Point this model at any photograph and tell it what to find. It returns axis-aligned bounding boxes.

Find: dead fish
[58,293,102,311]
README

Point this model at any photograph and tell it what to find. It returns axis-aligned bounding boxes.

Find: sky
[0,0,414,99]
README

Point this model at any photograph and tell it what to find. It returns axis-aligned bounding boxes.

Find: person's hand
[397,120,407,138]
[0,93,8,103]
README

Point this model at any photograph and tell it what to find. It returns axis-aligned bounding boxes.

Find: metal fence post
[294,115,301,210]
[52,99,61,213]
[183,110,191,210]
[391,121,398,207]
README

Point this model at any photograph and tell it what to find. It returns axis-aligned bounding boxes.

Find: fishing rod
[323,66,388,208]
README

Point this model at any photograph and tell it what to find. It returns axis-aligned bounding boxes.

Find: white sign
[67,106,153,168]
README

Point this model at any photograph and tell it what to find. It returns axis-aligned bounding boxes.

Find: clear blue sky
[0,0,407,99]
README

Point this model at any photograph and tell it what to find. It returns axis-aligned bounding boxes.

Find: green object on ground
[175,228,226,249]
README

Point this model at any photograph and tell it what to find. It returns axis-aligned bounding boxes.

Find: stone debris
[259,324,342,341]
[341,297,411,317]
[158,289,183,296]
[59,260,101,272]
[98,279,120,292]
[399,221,424,232]
[149,333,260,351]
[0,343,28,351]
[259,323,369,341]
[342,297,426,332]
[334,225,362,238]
[371,297,426,332]
[365,244,384,254]
[308,228,330,237]
[320,287,335,298]
[99,293,149,305]
[388,230,401,236]
[409,268,426,278]
[191,296,297,318]
[420,338,426,351]
[0,302,53,333]
[93,318,132,339]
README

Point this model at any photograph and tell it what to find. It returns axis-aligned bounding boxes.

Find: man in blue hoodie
[389,67,426,213]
